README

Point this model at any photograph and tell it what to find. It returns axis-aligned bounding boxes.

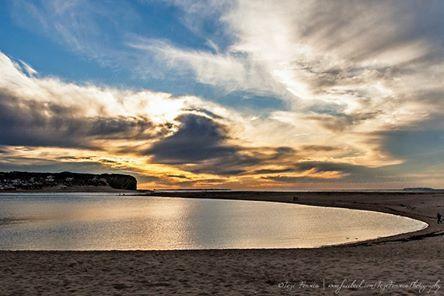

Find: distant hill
[403,187,437,192]
[0,172,137,191]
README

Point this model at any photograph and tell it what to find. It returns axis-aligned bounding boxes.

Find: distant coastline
[0,171,137,192]
[402,187,439,192]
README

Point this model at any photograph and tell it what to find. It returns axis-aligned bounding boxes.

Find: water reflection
[0,193,427,250]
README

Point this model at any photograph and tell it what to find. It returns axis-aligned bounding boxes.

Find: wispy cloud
[128,38,286,95]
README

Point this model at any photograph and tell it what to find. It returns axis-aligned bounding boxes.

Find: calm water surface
[0,193,427,250]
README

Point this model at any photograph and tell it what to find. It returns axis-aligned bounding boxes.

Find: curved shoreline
[149,191,443,248]
[0,191,441,249]
[0,193,429,250]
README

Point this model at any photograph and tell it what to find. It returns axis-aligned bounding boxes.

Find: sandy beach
[0,192,443,295]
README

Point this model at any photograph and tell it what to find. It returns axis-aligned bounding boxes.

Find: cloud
[0,92,156,148]
[304,111,382,132]
[148,113,234,164]
[147,113,298,176]
[129,38,287,96]
[300,145,341,152]
[261,161,400,185]
[0,149,112,174]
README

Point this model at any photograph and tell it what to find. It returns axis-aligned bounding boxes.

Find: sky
[0,0,443,190]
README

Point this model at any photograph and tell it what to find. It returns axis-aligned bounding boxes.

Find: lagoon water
[0,193,427,250]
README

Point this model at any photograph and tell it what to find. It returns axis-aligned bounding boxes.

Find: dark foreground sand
[0,192,443,295]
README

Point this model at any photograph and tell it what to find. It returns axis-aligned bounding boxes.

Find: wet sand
[0,192,443,295]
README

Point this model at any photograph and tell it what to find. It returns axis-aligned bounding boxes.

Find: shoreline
[1,190,441,248]
[1,191,443,295]
[148,191,443,247]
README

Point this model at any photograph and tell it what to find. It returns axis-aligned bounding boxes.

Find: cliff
[0,171,137,191]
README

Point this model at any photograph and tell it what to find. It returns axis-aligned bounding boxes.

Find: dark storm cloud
[0,93,156,149]
[147,113,297,175]
[147,113,236,164]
